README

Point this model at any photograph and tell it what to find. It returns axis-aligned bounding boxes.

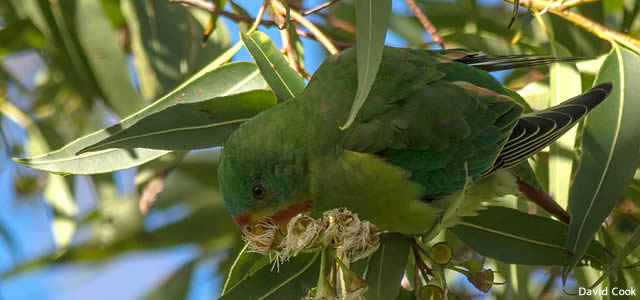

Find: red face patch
[232,200,312,227]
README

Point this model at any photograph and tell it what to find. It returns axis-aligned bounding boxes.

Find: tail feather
[455,53,584,71]
[485,82,613,175]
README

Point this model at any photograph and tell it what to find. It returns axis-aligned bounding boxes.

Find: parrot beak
[234,200,313,236]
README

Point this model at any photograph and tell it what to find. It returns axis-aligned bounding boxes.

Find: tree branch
[302,0,340,16]
[405,0,448,49]
[505,0,640,54]
[169,0,277,27]
[271,0,338,55]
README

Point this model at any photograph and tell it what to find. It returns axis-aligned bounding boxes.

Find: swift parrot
[218,46,612,237]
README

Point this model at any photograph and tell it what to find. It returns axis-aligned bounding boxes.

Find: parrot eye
[252,184,265,200]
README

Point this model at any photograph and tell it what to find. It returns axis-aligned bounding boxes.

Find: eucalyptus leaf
[142,256,199,300]
[450,206,611,267]
[218,251,321,300]
[340,0,391,129]
[122,0,230,100]
[222,244,270,293]
[241,31,305,101]
[566,45,640,272]
[13,62,266,174]
[230,2,251,33]
[591,226,640,288]
[22,0,145,118]
[72,0,146,117]
[548,42,581,210]
[364,234,411,300]
[77,90,277,153]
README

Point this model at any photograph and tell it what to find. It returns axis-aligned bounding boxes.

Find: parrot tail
[455,53,584,71]
[486,82,613,174]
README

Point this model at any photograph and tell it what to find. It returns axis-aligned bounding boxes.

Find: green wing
[339,48,612,200]
[340,49,524,199]
[343,80,522,199]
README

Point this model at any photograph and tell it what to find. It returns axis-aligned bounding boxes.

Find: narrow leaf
[219,251,321,300]
[340,0,391,129]
[450,206,611,267]
[13,62,266,174]
[73,0,146,117]
[240,31,305,101]
[222,245,270,293]
[548,43,581,210]
[567,45,640,270]
[78,90,277,152]
[364,234,411,300]
[142,257,199,300]
[22,0,145,118]
[122,0,230,100]
[591,226,640,288]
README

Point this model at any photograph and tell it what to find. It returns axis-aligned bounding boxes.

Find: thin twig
[302,0,340,16]
[280,28,299,72]
[544,0,599,11]
[271,0,338,54]
[247,1,269,34]
[274,6,302,73]
[405,0,448,49]
[505,0,640,54]
[170,0,277,27]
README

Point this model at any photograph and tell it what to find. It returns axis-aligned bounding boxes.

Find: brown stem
[274,9,302,73]
[505,0,640,54]
[271,0,338,54]
[404,0,448,49]
[302,0,340,16]
[169,0,277,27]
[516,177,571,224]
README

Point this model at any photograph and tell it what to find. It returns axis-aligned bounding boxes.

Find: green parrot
[218,46,612,237]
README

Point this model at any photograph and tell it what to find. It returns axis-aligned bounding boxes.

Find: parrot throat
[233,200,313,226]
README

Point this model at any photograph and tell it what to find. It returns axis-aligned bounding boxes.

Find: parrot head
[218,107,311,235]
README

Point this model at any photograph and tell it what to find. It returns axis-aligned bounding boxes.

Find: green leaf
[142,256,199,300]
[78,90,276,152]
[73,0,146,117]
[218,251,321,300]
[340,0,391,130]
[388,15,424,45]
[230,2,251,33]
[13,62,265,174]
[122,0,230,100]
[509,0,520,28]
[548,43,581,210]
[518,81,550,110]
[0,98,77,247]
[240,31,305,101]
[591,226,640,288]
[22,0,145,118]
[450,206,611,267]
[287,25,305,70]
[566,45,640,271]
[364,234,411,300]
[222,244,270,294]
